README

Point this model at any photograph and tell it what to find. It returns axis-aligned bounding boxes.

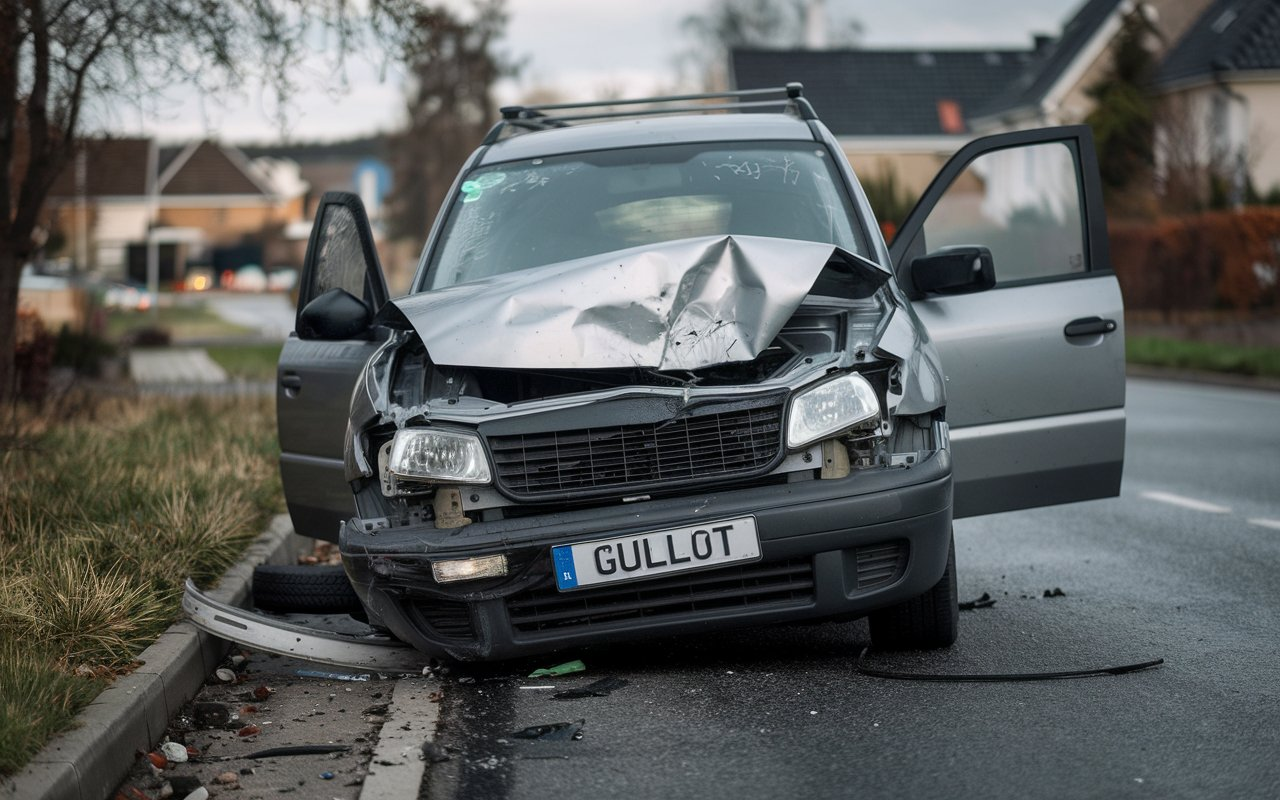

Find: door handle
[280,373,303,392]
[1064,317,1117,337]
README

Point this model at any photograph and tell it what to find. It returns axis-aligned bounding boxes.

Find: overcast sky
[121,0,1081,144]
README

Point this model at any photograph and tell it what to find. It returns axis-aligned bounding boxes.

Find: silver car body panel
[889,125,1125,517]
[393,234,887,372]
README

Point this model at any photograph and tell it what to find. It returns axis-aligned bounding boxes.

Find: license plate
[552,516,760,591]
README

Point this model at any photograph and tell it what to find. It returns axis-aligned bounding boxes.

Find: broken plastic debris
[553,677,628,699]
[214,668,236,683]
[958,592,997,611]
[296,668,371,681]
[1043,587,1066,598]
[320,771,335,780]
[528,660,586,678]
[159,741,189,764]
[855,647,1164,682]
[512,720,585,741]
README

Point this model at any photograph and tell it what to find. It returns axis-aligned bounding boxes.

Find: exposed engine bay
[339,235,948,532]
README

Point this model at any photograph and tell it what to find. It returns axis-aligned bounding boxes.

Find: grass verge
[205,343,284,382]
[1127,336,1280,379]
[0,393,282,776]
[105,303,254,342]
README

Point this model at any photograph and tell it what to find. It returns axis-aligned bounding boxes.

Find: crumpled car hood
[394,235,888,371]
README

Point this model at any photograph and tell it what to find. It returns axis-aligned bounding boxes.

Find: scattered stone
[238,723,262,737]
[159,741,189,763]
[214,771,239,786]
[215,668,236,683]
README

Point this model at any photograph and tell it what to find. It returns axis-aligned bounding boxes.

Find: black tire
[252,564,363,614]
[868,533,958,650]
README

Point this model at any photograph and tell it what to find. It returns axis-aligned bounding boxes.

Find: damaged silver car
[244,85,1125,661]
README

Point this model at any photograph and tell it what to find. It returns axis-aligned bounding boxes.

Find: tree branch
[0,1,24,240]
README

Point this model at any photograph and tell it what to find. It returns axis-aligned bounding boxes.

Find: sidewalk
[129,348,229,385]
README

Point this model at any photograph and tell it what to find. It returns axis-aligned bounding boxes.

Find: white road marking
[360,677,441,800]
[1247,518,1280,531]
[1139,491,1232,514]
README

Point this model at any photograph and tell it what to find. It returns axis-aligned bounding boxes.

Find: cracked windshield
[427,142,866,289]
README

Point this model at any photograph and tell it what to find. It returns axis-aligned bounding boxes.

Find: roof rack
[483,83,817,144]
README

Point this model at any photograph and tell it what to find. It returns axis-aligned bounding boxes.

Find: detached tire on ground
[868,533,959,650]
[252,564,363,614]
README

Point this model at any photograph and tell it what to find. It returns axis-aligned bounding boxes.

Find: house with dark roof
[730,0,1276,198]
[1152,0,1280,199]
[731,47,1035,195]
[44,139,308,281]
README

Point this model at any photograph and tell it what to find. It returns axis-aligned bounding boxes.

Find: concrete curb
[1,514,311,800]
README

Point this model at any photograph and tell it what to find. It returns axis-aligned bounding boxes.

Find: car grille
[486,401,785,500]
[506,557,814,635]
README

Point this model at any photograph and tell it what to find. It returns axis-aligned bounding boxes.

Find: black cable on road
[856,647,1164,682]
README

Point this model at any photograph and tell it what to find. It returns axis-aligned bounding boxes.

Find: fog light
[431,554,508,584]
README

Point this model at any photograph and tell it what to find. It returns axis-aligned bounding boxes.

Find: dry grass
[0,391,282,775]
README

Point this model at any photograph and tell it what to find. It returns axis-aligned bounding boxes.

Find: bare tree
[384,0,515,241]
[0,0,436,401]
[678,0,862,90]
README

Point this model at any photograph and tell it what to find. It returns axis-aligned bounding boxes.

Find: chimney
[805,0,827,49]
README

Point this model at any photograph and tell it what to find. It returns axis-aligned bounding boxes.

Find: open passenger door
[889,125,1125,518]
[277,192,389,541]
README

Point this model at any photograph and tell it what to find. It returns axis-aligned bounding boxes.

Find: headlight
[786,373,880,449]
[389,428,492,484]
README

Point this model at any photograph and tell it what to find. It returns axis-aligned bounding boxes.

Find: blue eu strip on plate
[553,545,579,589]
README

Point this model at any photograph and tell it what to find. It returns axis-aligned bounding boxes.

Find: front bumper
[340,448,953,661]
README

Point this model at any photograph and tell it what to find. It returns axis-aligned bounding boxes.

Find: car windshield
[423,141,867,290]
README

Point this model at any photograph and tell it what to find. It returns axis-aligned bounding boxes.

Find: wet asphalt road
[425,378,1280,800]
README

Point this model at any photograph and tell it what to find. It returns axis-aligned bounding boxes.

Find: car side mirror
[298,288,373,340]
[911,246,995,295]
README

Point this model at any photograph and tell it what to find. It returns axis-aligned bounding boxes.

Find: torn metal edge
[182,578,428,673]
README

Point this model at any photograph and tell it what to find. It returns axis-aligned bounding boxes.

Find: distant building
[43,138,309,282]
[1152,0,1280,202]
[731,0,1280,202]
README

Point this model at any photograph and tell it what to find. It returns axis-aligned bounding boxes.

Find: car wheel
[252,564,363,614]
[868,532,958,650]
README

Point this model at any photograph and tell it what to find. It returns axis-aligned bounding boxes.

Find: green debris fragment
[528,659,586,678]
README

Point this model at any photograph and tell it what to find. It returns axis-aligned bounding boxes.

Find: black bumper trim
[340,450,952,661]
